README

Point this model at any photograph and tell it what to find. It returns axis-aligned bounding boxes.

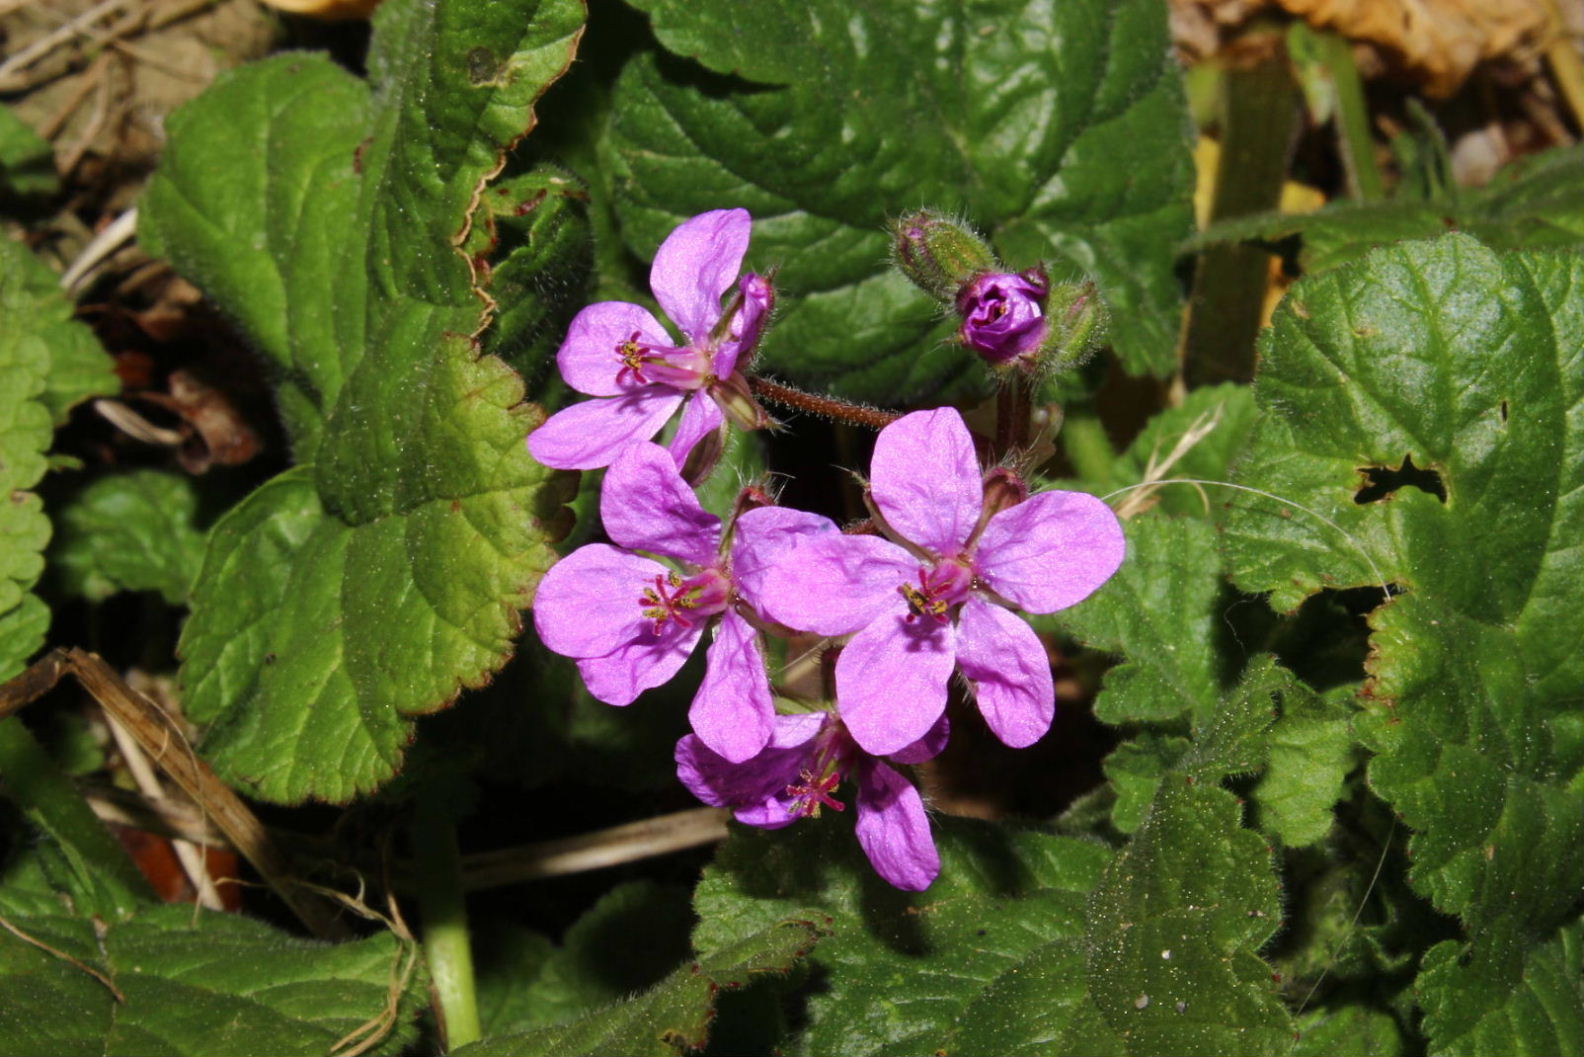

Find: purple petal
[650,209,751,342]
[601,442,720,566]
[730,506,838,610]
[577,623,701,707]
[854,759,940,891]
[556,302,676,396]
[870,408,983,557]
[674,711,826,828]
[836,612,955,757]
[759,533,916,636]
[888,712,950,765]
[690,610,775,763]
[667,393,725,468]
[532,544,664,659]
[527,389,685,471]
[715,272,774,376]
[958,272,1048,364]
[974,489,1125,613]
[955,596,1054,749]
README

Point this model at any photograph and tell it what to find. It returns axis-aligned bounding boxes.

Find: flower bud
[890,210,997,302]
[956,269,1050,365]
[980,466,1030,519]
[709,371,770,433]
[1039,279,1107,371]
[731,483,776,521]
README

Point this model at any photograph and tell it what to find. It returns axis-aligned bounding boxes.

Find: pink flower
[527,209,772,471]
[759,408,1125,757]
[676,710,945,891]
[532,443,830,762]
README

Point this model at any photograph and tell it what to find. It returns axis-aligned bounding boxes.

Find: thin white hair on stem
[1100,477,1393,604]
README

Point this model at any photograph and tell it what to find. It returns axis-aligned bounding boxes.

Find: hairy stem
[993,373,1034,458]
[747,375,903,429]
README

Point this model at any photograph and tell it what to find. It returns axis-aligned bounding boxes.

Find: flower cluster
[529,211,1125,890]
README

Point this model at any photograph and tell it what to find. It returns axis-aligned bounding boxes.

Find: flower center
[613,331,711,390]
[898,560,973,624]
[786,768,846,818]
[638,568,729,634]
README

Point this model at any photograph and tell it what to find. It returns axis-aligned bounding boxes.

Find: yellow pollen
[900,582,948,619]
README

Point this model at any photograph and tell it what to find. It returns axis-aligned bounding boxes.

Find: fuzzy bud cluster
[891,209,1106,374]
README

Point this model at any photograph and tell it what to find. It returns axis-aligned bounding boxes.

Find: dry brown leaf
[1173,0,1559,96]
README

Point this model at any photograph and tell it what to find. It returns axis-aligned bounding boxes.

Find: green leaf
[696,755,1293,1057]
[50,469,208,604]
[1223,233,1584,1042]
[0,105,56,198]
[1252,686,1357,847]
[0,720,151,919]
[476,882,693,1037]
[1054,515,1225,726]
[603,0,1194,402]
[693,815,1116,1057]
[1085,779,1291,1056]
[458,915,822,1056]
[0,238,116,680]
[1195,144,1584,276]
[0,903,421,1056]
[0,237,121,433]
[465,165,595,378]
[1417,921,1584,1056]
[140,0,585,802]
[1102,732,1187,835]
[1293,1005,1406,1056]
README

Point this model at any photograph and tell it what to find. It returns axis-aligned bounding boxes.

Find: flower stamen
[638,568,730,634]
[786,768,846,817]
[898,562,971,624]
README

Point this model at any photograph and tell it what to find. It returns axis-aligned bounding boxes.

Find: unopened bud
[732,483,775,521]
[709,371,770,433]
[1038,280,1107,372]
[891,210,996,302]
[709,272,776,372]
[980,466,1029,518]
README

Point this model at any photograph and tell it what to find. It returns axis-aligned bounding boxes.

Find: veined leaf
[1054,515,1225,726]
[476,882,693,1038]
[693,816,1116,1057]
[0,238,116,680]
[0,903,420,1056]
[603,0,1194,402]
[51,469,208,605]
[140,0,585,802]
[459,914,821,1057]
[1223,234,1584,1048]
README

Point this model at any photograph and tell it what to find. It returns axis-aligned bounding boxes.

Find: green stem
[0,717,152,915]
[1316,30,1384,202]
[413,799,480,1050]
[1061,412,1115,483]
[1182,45,1299,386]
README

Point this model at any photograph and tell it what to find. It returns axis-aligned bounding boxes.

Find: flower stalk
[413,798,480,1051]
